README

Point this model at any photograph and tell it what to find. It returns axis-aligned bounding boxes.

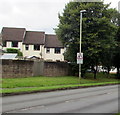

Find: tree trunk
[93,66,97,79]
[94,69,97,79]
[107,66,110,74]
[117,67,120,79]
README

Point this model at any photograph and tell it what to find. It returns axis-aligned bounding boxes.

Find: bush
[6,48,23,56]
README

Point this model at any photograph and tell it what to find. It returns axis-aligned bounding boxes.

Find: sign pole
[79,11,82,79]
[79,10,86,79]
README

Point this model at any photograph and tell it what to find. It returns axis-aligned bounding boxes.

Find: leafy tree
[55,1,118,79]
[113,26,120,78]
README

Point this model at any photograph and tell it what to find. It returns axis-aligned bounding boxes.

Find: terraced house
[1,27,65,61]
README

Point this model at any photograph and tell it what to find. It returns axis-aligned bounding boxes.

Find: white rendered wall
[3,41,12,50]
[2,41,65,61]
[22,44,44,58]
[3,41,22,51]
[44,48,64,61]
[18,42,23,51]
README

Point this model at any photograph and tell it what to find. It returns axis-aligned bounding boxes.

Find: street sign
[77,53,83,64]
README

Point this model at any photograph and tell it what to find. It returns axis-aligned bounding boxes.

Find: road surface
[2,85,119,113]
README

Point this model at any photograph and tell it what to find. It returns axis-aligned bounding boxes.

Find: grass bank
[1,73,120,94]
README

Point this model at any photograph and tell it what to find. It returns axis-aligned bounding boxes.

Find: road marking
[65,101,69,103]
[6,105,45,113]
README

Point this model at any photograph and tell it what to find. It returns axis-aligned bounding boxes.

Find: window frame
[3,41,6,47]
[12,41,18,47]
[25,45,29,50]
[54,47,61,54]
[34,44,40,51]
[46,48,50,53]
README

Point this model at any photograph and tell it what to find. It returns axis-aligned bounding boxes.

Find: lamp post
[79,10,86,79]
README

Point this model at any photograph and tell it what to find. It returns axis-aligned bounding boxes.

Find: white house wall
[18,42,23,51]
[3,41,23,51]
[44,48,64,61]
[3,41,11,50]
[7,41,12,48]
[2,42,65,61]
[22,45,44,58]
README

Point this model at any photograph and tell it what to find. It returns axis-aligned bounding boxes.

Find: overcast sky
[0,0,119,34]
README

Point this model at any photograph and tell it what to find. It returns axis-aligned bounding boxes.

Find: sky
[0,0,119,34]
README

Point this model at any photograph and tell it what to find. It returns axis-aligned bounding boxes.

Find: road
[2,85,119,113]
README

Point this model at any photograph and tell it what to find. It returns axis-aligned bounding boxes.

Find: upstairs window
[3,41,6,47]
[25,45,29,50]
[46,48,50,53]
[12,41,18,47]
[34,45,40,51]
[54,48,61,54]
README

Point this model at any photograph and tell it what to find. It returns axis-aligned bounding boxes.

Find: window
[55,48,61,54]
[34,45,40,51]
[3,41,6,47]
[46,48,50,53]
[12,41,18,47]
[25,45,29,50]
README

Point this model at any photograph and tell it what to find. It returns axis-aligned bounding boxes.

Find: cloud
[0,0,69,34]
[0,0,118,34]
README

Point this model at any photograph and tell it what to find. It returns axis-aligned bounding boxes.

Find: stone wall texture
[2,60,71,78]
[44,62,70,77]
[2,60,34,78]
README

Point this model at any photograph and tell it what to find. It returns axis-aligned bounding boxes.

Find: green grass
[1,82,119,94]
[1,73,120,94]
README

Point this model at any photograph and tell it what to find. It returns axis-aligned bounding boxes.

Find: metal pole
[79,12,82,79]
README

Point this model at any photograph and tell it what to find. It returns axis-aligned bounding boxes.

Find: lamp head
[80,10,86,13]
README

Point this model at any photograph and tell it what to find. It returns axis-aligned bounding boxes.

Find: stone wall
[44,61,70,77]
[2,60,34,78]
[2,60,71,78]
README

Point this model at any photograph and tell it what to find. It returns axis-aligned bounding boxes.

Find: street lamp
[79,10,86,79]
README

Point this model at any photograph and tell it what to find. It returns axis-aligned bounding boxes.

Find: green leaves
[6,48,23,56]
[55,2,119,77]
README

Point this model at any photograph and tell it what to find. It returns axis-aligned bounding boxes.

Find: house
[0,34,3,55]
[1,27,65,61]
[22,31,45,58]
[44,34,64,61]
[2,27,26,50]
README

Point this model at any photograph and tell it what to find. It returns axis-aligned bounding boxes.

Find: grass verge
[1,73,120,94]
[1,82,120,94]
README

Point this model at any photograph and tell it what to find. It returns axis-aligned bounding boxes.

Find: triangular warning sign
[77,53,83,59]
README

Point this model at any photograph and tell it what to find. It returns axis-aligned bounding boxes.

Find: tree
[113,26,120,78]
[55,1,118,79]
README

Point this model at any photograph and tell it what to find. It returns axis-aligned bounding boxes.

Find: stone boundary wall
[2,60,71,78]
[2,60,34,78]
[44,61,70,77]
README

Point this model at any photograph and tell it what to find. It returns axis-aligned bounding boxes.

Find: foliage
[55,1,119,78]
[113,26,120,78]
[6,48,23,56]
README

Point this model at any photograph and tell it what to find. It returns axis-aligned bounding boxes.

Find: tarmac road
[2,85,119,113]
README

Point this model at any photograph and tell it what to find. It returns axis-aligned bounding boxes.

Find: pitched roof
[23,31,45,45]
[2,27,26,42]
[45,34,64,48]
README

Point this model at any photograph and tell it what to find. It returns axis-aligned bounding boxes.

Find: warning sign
[77,53,83,64]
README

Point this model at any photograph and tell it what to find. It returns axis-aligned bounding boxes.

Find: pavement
[2,85,119,113]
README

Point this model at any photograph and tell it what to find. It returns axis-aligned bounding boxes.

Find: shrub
[6,48,23,56]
